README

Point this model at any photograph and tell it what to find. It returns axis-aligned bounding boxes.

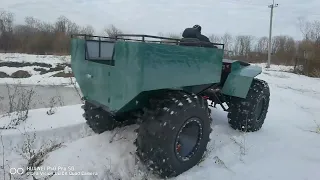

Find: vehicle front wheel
[226,79,270,132]
[135,91,212,178]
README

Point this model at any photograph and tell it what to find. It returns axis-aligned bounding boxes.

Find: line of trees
[0,10,319,76]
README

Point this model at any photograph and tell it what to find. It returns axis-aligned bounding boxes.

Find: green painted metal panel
[140,43,223,90]
[71,39,224,113]
[222,65,262,98]
[231,61,241,72]
[71,39,144,112]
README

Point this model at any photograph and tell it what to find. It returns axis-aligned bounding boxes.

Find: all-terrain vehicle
[70,34,270,178]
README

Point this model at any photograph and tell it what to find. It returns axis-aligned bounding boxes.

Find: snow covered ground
[0,71,75,86]
[0,57,319,180]
[0,53,71,65]
[0,53,319,179]
[0,53,74,86]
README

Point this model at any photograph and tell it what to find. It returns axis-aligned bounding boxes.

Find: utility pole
[266,0,278,68]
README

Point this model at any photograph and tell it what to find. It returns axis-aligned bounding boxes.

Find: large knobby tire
[135,91,212,178]
[82,101,136,133]
[82,101,118,133]
[227,78,270,132]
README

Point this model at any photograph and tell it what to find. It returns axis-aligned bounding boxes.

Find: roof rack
[71,34,224,49]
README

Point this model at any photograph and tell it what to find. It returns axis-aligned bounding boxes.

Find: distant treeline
[0,10,319,76]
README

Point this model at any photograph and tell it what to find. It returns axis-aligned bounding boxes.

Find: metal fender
[221,65,262,98]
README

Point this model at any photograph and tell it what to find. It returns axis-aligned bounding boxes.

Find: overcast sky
[1,0,319,40]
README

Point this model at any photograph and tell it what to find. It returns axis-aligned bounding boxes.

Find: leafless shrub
[109,127,132,143]
[69,77,83,102]
[233,114,251,162]
[34,84,64,116]
[315,125,320,134]
[230,136,247,162]
[311,68,320,78]
[309,119,320,134]
[129,153,150,180]
[0,96,5,118]
[198,141,215,165]
[225,114,251,163]
[1,83,35,129]
[0,134,6,180]
[6,83,19,114]
[212,156,235,174]
[0,96,8,180]
[46,95,63,115]
[99,165,121,180]
[13,131,63,180]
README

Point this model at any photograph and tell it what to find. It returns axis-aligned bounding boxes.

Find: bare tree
[25,16,40,29]
[255,36,268,53]
[167,33,182,39]
[0,10,319,77]
[80,25,94,35]
[221,33,233,51]
[233,35,253,57]
[104,24,123,38]
[270,35,297,64]
[209,34,221,43]
[0,11,14,33]
[54,16,68,33]
[0,10,14,52]
[298,17,320,42]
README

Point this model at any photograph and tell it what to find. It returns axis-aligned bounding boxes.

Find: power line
[219,0,266,6]
[266,0,278,68]
[217,0,320,16]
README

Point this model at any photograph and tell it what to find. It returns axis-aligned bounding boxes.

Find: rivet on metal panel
[86,74,92,78]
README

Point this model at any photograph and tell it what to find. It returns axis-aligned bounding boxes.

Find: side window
[85,40,115,66]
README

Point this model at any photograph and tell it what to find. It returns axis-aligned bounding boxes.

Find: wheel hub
[175,117,203,161]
